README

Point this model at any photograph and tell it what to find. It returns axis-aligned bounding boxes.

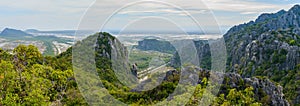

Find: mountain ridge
[0,28,33,37]
[223,4,300,105]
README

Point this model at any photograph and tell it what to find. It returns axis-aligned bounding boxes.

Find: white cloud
[0,0,94,14]
[0,0,298,31]
[240,12,260,15]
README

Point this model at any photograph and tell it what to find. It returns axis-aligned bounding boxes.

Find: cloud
[240,12,260,15]
[98,0,295,19]
[0,0,298,31]
[0,0,94,14]
[201,0,295,14]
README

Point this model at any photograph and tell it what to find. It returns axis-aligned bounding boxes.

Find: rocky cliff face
[194,40,212,70]
[169,5,300,105]
[169,40,211,69]
[199,69,289,105]
[162,67,290,105]
[225,5,300,74]
[244,77,288,105]
[223,5,300,105]
[92,32,137,85]
[222,73,290,106]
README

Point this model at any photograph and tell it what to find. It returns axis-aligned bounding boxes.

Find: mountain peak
[255,9,287,23]
[289,4,300,13]
[3,28,14,31]
[290,4,300,10]
[25,29,40,33]
[0,28,33,37]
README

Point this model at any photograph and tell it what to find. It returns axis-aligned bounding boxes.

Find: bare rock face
[196,69,290,106]
[131,63,138,77]
[225,5,300,74]
[168,5,300,105]
[227,73,289,106]
[161,67,290,105]
[94,32,137,85]
[244,77,289,106]
[222,5,300,104]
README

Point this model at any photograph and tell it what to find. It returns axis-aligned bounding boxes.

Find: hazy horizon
[1,0,299,33]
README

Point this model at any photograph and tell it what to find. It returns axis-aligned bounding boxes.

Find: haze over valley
[0,1,300,105]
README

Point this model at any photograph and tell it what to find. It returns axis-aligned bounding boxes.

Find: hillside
[71,32,273,105]
[0,28,33,38]
[0,28,73,56]
[0,31,293,105]
[0,4,300,106]
[165,4,300,105]
[84,32,291,105]
[136,39,176,54]
[223,5,300,105]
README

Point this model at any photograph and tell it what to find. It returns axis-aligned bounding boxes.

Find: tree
[0,60,20,105]
[13,45,42,67]
[214,87,261,106]
[0,45,82,105]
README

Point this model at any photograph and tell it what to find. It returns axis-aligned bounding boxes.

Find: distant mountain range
[25,29,77,36]
[0,28,33,37]
[25,29,94,36]
[0,28,95,37]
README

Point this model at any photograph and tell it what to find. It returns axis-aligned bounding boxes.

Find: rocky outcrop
[222,5,300,104]
[224,5,300,75]
[170,40,211,69]
[197,69,290,105]
[194,40,211,70]
[167,5,300,105]
[223,73,289,106]
[163,68,290,105]
[244,77,289,105]
[94,32,137,85]
[131,63,138,77]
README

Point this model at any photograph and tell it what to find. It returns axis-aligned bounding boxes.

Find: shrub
[289,40,296,45]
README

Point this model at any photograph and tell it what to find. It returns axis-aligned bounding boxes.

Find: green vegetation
[129,49,172,70]
[0,32,297,105]
[0,33,270,105]
[213,87,261,106]
[0,45,86,105]
[135,39,176,54]
[0,35,72,56]
[225,17,300,104]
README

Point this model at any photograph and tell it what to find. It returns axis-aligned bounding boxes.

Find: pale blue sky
[0,0,299,33]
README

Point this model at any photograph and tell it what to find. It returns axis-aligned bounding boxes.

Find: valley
[0,28,89,56]
[0,4,300,106]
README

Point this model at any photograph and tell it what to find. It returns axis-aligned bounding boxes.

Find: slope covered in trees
[0,45,87,105]
[0,33,268,105]
[1,5,300,105]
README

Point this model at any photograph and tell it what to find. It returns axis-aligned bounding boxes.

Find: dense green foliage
[72,32,264,105]
[0,32,293,105]
[0,45,87,105]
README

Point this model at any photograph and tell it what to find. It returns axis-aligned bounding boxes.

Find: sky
[0,0,299,34]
